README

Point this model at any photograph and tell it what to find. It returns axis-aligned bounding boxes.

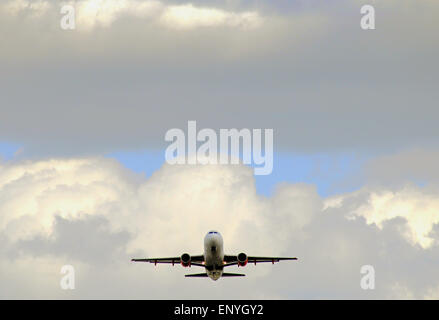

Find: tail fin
[185,273,208,277]
[222,273,245,277]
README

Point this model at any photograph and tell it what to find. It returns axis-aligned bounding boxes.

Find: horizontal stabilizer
[222,273,245,277]
[185,273,208,277]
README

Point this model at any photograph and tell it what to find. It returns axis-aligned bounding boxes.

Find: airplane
[131,230,298,280]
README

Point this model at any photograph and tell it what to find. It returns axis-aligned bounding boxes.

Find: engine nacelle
[180,253,191,267]
[237,252,248,267]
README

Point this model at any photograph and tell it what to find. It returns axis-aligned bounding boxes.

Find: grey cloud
[364,149,439,186]
[0,1,438,155]
[14,215,131,264]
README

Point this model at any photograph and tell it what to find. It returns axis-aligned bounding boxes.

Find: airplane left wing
[223,255,297,267]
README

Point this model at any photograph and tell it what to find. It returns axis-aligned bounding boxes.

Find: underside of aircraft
[132,231,298,281]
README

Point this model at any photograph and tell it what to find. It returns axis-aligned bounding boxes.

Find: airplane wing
[223,255,297,267]
[131,255,204,266]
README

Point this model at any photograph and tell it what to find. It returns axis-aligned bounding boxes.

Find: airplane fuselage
[203,231,224,280]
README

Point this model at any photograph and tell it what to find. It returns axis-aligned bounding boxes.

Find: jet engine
[180,253,191,267]
[237,252,248,267]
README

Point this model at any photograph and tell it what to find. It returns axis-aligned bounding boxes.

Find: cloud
[1,0,263,31]
[1,0,438,155]
[0,157,137,242]
[1,157,439,298]
[160,4,262,30]
[73,0,163,30]
[364,149,439,185]
[424,285,439,300]
[15,215,131,264]
[3,0,51,17]
[325,185,439,249]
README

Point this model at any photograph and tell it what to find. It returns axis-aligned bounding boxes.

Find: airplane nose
[205,231,223,248]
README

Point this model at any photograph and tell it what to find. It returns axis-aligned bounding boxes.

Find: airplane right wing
[131,254,205,266]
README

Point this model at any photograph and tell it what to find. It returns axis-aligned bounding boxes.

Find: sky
[1,0,439,299]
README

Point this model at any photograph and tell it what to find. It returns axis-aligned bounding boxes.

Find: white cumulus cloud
[1,157,439,298]
[325,186,439,249]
